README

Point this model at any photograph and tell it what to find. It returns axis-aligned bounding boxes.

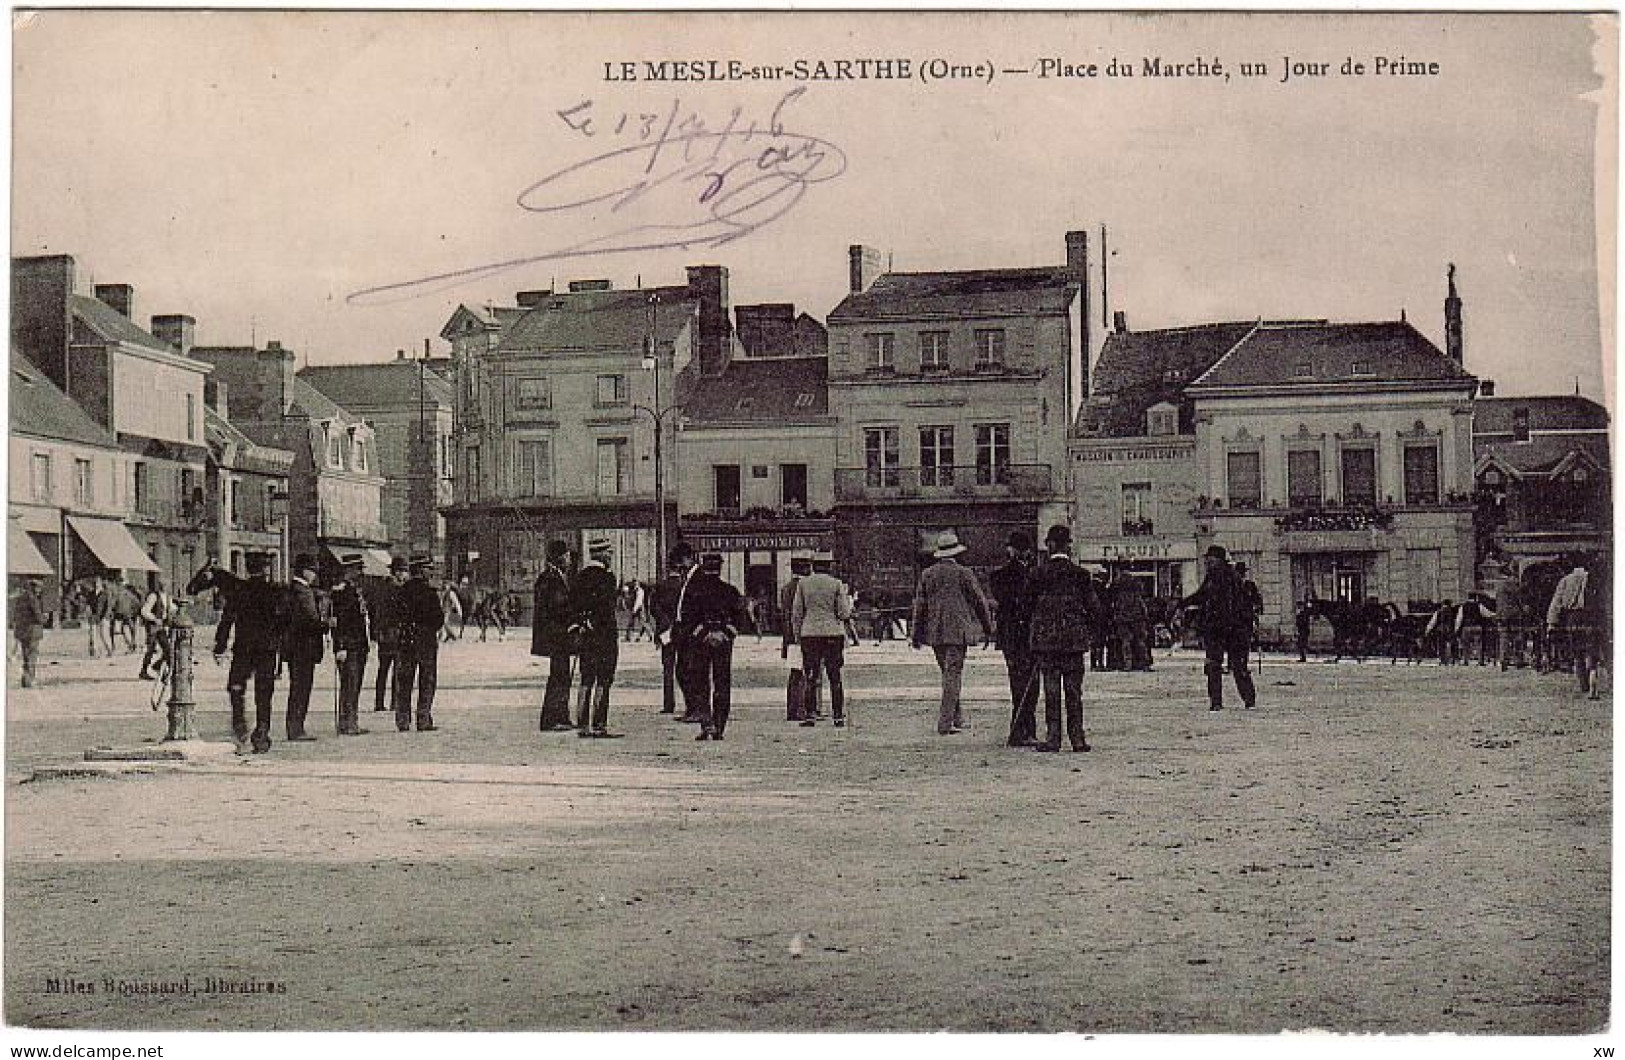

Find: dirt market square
[3,630,1609,1033]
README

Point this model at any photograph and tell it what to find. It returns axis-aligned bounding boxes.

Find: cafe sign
[1076,539,1199,562]
[685,532,831,553]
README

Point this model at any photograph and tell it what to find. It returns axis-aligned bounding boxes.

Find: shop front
[1075,537,1198,600]
[678,519,836,634]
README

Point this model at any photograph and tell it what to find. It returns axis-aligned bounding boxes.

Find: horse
[1381,602,1432,664]
[1304,597,1388,662]
[106,581,142,654]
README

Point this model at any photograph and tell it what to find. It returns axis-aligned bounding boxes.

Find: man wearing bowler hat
[282,553,326,742]
[567,537,623,738]
[394,554,445,731]
[990,529,1040,746]
[531,539,576,732]
[330,554,371,736]
[370,556,409,713]
[910,530,995,736]
[1182,544,1258,711]
[679,553,745,741]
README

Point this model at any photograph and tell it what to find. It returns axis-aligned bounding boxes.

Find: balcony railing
[1121,518,1154,537]
[132,496,206,526]
[834,464,1052,503]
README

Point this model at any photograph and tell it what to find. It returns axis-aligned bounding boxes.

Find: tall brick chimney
[151,314,196,355]
[848,245,885,295]
[11,254,76,391]
[686,265,732,378]
[205,378,229,420]
[1444,263,1463,364]
[94,283,135,321]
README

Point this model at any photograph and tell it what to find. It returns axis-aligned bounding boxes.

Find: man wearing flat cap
[282,553,326,742]
[394,554,445,731]
[678,553,745,741]
[531,539,576,732]
[567,538,623,738]
[330,554,371,736]
[910,530,995,736]
[990,529,1040,746]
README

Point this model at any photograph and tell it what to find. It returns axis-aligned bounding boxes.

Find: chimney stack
[1479,379,1496,398]
[11,254,76,391]
[1444,263,1463,364]
[94,283,135,321]
[848,245,885,295]
[516,289,554,308]
[686,265,732,377]
[150,314,196,356]
[1113,310,1128,334]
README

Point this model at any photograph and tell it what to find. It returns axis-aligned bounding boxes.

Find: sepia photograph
[3,8,1616,1051]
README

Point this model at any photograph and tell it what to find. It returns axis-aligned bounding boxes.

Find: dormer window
[324,423,344,468]
[1350,360,1374,376]
[793,392,815,409]
[349,426,369,473]
[1146,403,1178,437]
[1294,363,1314,379]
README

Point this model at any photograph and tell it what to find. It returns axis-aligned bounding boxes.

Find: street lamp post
[634,293,682,577]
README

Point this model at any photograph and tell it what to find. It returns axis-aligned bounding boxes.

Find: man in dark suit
[678,553,744,741]
[370,556,408,712]
[282,554,326,742]
[330,554,371,736]
[212,553,290,754]
[568,537,623,738]
[1027,524,1101,752]
[1182,545,1258,711]
[648,544,694,716]
[394,555,445,732]
[989,530,1039,746]
[531,539,576,732]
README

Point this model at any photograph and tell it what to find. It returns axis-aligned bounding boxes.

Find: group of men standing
[207,551,444,753]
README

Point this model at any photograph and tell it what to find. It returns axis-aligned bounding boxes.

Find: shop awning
[66,515,159,572]
[10,506,60,535]
[327,545,393,577]
[8,525,54,577]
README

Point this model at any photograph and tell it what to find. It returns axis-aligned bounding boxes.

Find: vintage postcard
[5,9,1615,1054]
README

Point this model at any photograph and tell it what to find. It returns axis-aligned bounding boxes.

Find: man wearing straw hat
[910,529,994,736]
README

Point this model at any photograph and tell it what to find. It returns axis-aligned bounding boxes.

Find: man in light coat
[791,552,854,728]
[910,530,995,736]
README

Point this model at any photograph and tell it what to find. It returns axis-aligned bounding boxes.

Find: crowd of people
[6,527,1610,748]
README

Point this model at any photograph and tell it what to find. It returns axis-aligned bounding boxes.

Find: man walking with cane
[989,530,1039,747]
[330,554,371,736]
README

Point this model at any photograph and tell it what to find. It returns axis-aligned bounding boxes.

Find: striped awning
[327,545,393,577]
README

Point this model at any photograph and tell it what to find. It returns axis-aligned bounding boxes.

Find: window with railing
[1340,446,1378,506]
[1403,444,1439,506]
[920,426,955,487]
[596,437,630,495]
[74,459,93,507]
[1226,450,1262,509]
[512,439,553,498]
[864,427,900,488]
[1287,449,1323,507]
[975,423,1011,485]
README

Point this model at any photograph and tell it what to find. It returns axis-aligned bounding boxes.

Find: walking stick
[334,653,342,733]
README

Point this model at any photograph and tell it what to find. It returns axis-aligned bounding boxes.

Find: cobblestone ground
[2,627,1610,1033]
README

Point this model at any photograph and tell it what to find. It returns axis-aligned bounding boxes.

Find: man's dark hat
[668,542,695,566]
[389,556,409,573]
[700,552,723,571]
[1205,544,1229,560]
[1044,524,1072,547]
[546,539,570,560]
[1007,530,1034,551]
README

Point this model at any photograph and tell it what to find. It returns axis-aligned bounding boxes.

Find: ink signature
[349,87,845,306]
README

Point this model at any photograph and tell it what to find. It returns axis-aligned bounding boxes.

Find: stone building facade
[824,233,1096,599]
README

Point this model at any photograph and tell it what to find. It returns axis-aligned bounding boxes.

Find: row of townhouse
[440,237,1608,639]
[9,254,456,614]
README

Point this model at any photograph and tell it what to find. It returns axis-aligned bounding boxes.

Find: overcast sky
[12,11,1615,405]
